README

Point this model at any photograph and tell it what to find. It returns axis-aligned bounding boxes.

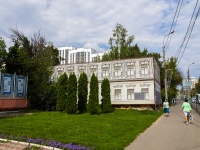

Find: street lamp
[188,62,195,98]
[163,31,174,100]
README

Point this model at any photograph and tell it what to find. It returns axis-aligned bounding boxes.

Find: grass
[0,109,162,150]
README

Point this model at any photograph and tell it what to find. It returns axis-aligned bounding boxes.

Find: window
[141,88,149,100]
[88,52,90,62]
[141,64,149,75]
[127,89,134,100]
[102,70,109,77]
[114,69,121,76]
[70,54,73,63]
[115,89,121,100]
[90,70,97,76]
[73,53,74,63]
[62,50,64,58]
[127,68,134,75]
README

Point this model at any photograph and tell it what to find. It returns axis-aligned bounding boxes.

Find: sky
[0,0,200,80]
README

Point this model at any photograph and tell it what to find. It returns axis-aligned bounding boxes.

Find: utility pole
[163,46,168,100]
[163,31,174,100]
[188,62,195,98]
[188,69,189,98]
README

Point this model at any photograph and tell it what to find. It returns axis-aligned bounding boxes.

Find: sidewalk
[125,99,200,150]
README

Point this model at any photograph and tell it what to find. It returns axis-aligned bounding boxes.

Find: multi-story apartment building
[58,46,104,65]
[182,77,197,91]
[52,57,162,108]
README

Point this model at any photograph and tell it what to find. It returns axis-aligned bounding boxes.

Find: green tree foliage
[0,37,7,72]
[190,88,196,97]
[161,57,183,104]
[104,23,183,104]
[78,72,88,113]
[107,23,134,60]
[56,73,68,111]
[8,29,59,110]
[195,77,200,93]
[6,40,21,74]
[66,73,77,114]
[43,82,57,111]
[101,78,112,113]
[88,73,99,114]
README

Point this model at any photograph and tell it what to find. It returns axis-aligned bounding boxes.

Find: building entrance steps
[125,99,200,150]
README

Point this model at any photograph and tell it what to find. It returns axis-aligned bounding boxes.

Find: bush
[101,78,112,113]
[56,73,68,111]
[78,72,88,113]
[88,73,99,114]
[66,73,77,114]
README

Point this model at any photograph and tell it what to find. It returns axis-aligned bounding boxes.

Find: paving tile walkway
[125,99,200,150]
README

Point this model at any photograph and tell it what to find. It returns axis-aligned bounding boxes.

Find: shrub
[101,78,112,113]
[66,73,77,114]
[88,73,99,114]
[56,73,68,111]
[78,72,88,113]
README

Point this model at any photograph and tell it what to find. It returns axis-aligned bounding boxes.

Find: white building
[52,57,162,108]
[182,77,197,91]
[58,46,104,65]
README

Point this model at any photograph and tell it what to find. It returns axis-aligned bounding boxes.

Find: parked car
[192,97,196,103]
[196,94,200,103]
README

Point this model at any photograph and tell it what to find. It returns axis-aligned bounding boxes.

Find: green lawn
[0,109,162,150]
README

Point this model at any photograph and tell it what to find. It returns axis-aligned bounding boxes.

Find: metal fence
[190,102,200,115]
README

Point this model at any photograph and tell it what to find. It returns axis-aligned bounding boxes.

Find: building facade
[51,57,162,108]
[58,46,104,65]
[182,77,197,91]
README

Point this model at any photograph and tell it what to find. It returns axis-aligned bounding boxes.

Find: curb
[0,138,61,150]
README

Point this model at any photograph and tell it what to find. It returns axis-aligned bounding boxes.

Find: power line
[177,5,200,65]
[176,0,199,60]
[165,0,183,52]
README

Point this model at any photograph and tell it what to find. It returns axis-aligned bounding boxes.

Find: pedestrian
[172,98,176,106]
[163,99,170,116]
[182,98,192,125]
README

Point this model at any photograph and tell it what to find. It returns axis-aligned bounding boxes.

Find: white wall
[52,57,161,105]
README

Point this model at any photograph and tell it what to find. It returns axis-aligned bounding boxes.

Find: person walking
[172,98,176,106]
[163,99,170,116]
[182,98,192,125]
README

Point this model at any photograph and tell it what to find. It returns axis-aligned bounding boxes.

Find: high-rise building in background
[58,46,104,65]
[182,77,197,91]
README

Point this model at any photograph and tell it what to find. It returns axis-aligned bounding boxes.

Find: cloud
[83,42,99,50]
[0,0,200,79]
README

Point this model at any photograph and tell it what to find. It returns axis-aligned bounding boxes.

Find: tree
[8,29,59,110]
[5,40,21,74]
[0,37,7,72]
[88,73,99,114]
[101,78,112,113]
[195,77,200,93]
[161,57,183,104]
[190,88,196,97]
[108,23,134,60]
[78,72,88,113]
[56,73,68,111]
[45,82,57,111]
[66,73,77,114]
